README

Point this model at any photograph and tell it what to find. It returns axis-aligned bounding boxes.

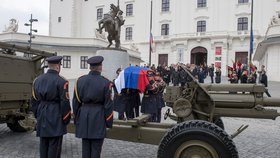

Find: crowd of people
[143,63,222,85]
[113,61,271,123]
[142,62,269,87]
[227,62,270,96]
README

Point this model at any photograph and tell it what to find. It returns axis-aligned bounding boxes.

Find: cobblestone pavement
[0,77,279,158]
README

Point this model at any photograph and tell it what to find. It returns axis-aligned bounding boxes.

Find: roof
[253,36,280,61]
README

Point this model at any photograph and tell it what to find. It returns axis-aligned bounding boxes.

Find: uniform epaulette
[59,75,68,81]
[74,75,86,104]
[102,75,111,81]
[32,77,38,100]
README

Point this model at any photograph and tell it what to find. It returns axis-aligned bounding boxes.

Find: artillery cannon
[0,42,54,132]
[80,65,280,158]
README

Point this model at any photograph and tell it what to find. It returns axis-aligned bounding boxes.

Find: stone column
[97,48,129,81]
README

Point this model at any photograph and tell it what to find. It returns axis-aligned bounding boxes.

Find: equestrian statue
[96,4,125,49]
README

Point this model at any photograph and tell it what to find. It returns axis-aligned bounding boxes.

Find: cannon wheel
[157,120,238,158]
[7,115,35,132]
[214,117,224,130]
[7,121,29,132]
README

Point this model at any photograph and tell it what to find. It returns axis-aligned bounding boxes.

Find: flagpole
[149,0,153,66]
[248,0,254,76]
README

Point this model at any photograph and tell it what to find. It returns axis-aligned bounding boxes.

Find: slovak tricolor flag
[114,66,150,93]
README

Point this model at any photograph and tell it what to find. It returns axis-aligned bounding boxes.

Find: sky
[0,0,49,35]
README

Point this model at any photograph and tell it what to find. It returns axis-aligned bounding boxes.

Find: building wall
[0,33,142,80]
[266,45,280,81]
[49,0,73,37]
[49,0,280,74]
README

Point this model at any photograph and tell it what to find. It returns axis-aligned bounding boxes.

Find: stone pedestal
[97,48,129,81]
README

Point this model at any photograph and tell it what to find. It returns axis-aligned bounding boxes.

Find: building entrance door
[158,54,168,66]
[235,52,248,65]
[191,47,207,66]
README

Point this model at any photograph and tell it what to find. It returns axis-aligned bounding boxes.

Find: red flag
[227,65,233,79]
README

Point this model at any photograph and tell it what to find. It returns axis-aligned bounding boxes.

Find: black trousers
[265,88,271,97]
[156,108,162,123]
[40,136,63,158]
[134,106,140,117]
[82,138,104,158]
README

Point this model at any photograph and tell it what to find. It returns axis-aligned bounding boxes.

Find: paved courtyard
[0,77,280,158]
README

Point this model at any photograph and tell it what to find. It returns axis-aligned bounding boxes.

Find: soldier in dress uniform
[124,88,140,119]
[154,72,166,122]
[31,56,71,158]
[116,88,130,120]
[130,89,141,118]
[141,71,159,122]
[72,56,113,158]
[112,68,127,120]
[179,66,188,87]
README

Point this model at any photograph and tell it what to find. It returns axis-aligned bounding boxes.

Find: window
[237,17,248,31]
[126,4,133,16]
[238,0,249,4]
[58,17,62,22]
[80,56,88,69]
[161,24,169,35]
[197,20,206,32]
[162,0,170,12]
[97,8,103,20]
[125,27,133,40]
[63,56,71,68]
[197,0,207,8]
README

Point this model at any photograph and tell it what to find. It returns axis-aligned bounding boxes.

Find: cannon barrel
[198,83,280,108]
[263,98,280,107]
[201,83,265,93]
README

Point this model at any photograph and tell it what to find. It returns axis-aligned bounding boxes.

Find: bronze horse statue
[97,4,123,48]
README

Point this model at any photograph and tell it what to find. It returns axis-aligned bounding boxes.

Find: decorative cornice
[235,12,251,17]
[194,16,209,20]
[159,19,172,23]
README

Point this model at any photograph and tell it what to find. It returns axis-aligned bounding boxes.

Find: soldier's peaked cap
[46,56,63,64]
[87,56,104,66]
[147,70,155,77]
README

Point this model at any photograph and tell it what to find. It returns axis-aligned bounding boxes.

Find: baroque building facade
[49,0,280,74]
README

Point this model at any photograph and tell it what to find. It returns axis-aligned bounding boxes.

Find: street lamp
[24,14,38,57]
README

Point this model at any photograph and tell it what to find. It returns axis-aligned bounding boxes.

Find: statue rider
[96,3,125,48]
[115,10,125,37]
[97,4,119,34]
